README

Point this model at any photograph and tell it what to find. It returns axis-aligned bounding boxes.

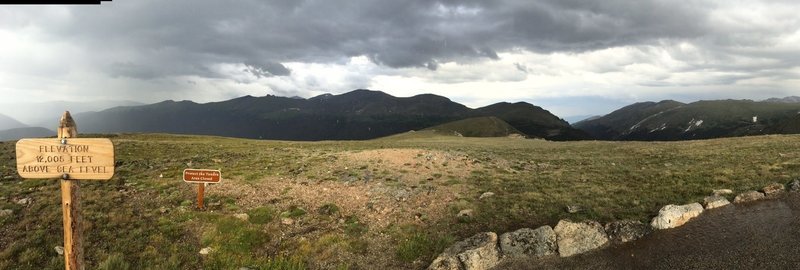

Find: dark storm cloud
[10,0,793,82]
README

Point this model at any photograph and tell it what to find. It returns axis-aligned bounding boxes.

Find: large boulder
[762,183,785,196]
[733,191,765,203]
[499,226,557,258]
[703,196,731,210]
[604,220,652,243]
[428,232,500,270]
[650,203,703,230]
[553,220,609,257]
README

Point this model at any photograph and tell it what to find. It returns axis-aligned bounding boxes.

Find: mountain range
[74,89,587,141]
[573,99,800,140]
[6,90,800,142]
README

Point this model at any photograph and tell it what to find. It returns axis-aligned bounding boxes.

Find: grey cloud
[7,0,799,85]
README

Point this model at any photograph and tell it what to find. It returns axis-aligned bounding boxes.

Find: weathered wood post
[58,111,83,270]
[197,183,205,210]
[16,111,115,270]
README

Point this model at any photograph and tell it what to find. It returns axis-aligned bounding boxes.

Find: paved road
[497,192,800,270]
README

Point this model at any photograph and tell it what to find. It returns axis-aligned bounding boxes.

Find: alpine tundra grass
[1,132,798,269]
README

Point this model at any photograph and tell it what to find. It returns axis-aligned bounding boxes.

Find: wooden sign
[183,169,222,183]
[16,138,115,180]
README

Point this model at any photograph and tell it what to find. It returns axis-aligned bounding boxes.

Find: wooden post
[58,111,84,270]
[197,183,205,210]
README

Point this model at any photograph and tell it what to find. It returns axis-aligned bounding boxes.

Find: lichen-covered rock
[428,232,500,270]
[762,183,785,196]
[650,203,703,230]
[604,220,652,243]
[712,189,734,196]
[457,209,474,218]
[499,226,557,258]
[734,191,765,203]
[703,196,731,210]
[553,220,609,257]
[789,179,800,192]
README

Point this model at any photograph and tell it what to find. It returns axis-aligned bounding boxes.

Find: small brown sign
[183,169,222,183]
[16,138,115,180]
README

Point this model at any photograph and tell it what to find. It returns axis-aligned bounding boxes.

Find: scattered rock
[762,182,785,196]
[212,158,224,163]
[553,219,609,257]
[789,180,800,192]
[159,206,169,214]
[15,198,31,205]
[479,192,495,200]
[604,220,652,243]
[565,205,584,214]
[208,201,222,207]
[428,232,500,270]
[199,247,213,255]
[0,209,12,217]
[703,196,731,210]
[281,218,294,225]
[159,173,163,178]
[650,203,703,230]
[54,246,64,256]
[712,189,734,196]
[234,213,249,221]
[499,226,557,258]
[457,209,474,218]
[734,191,765,203]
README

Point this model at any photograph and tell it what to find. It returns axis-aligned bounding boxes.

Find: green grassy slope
[423,117,524,137]
[1,133,799,269]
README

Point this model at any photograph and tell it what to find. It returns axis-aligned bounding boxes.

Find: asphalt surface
[496,192,800,270]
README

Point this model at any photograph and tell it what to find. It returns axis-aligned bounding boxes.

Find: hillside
[0,113,26,131]
[573,100,685,140]
[423,117,524,137]
[1,133,797,269]
[474,102,589,140]
[0,127,55,141]
[74,90,588,141]
[574,99,800,141]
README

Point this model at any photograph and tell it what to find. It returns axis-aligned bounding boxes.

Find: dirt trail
[498,192,800,269]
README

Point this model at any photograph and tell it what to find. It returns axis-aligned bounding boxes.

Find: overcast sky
[1,0,798,118]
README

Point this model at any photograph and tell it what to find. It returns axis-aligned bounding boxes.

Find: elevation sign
[16,138,115,180]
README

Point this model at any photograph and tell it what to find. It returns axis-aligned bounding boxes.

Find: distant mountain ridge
[0,127,55,141]
[574,99,800,141]
[0,113,27,130]
[0,100,144,127]
[75,89,588,141]
[763,96,800,103]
